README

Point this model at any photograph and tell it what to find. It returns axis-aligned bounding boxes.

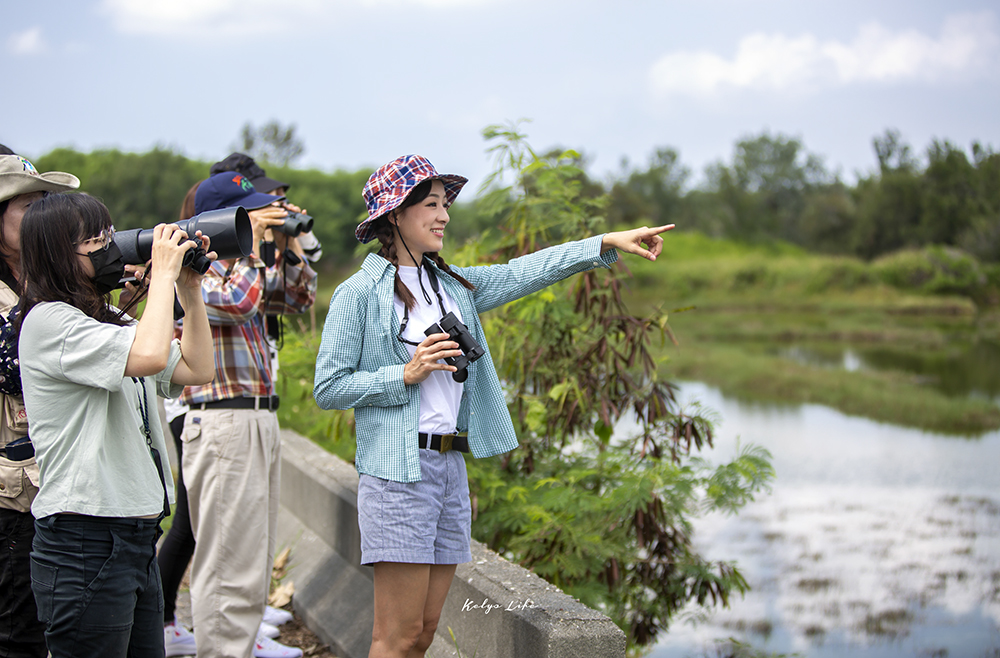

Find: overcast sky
[4,0,998,193]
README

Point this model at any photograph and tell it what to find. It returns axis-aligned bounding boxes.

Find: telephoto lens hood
[114,206,253,270]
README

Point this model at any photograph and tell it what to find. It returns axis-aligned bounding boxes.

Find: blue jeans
[0,509,46,658]
[30,515,164,658]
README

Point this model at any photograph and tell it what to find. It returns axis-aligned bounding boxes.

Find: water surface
[643,382,1000,657]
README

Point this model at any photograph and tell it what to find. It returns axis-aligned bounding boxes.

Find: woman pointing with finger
[314,154,673,658]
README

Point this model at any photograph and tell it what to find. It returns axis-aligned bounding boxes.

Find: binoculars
[114,207,254,275]
[276,210,313,237]
[424,312,486,383]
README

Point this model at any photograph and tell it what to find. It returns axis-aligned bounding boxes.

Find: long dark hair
[16,193,129,327]
[375,179,474,310]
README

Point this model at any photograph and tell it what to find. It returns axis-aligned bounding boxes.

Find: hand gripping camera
[424,312,486,383]
[114,207,254,275]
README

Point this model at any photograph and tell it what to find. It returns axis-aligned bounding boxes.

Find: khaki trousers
[181,408,281,658]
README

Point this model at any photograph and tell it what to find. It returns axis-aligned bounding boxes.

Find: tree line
[608,129,1000,264]
[32,127,1000,276]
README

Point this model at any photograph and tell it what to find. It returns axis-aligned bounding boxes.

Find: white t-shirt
[19,302,182,519]
[393,266,464,435]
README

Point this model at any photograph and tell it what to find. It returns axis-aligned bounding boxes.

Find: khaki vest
[0,280,39,513]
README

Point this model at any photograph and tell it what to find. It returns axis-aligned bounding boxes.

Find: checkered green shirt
[314,235,618,483]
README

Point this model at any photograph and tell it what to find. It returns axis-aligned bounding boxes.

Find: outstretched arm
[601,224,675,261]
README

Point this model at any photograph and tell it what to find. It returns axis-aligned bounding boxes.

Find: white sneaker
[259,621,280,639]
[164,621,197,657]
[253,633,303,658]
[263,605,294,626]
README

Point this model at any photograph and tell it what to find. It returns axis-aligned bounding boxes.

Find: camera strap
[132,376,171,518]
[397,265,448,347]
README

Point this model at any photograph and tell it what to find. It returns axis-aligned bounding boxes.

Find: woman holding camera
[16,192,215,658]
[314,154,672,658]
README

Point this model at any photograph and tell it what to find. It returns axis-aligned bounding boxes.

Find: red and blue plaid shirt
[182,253,317,405]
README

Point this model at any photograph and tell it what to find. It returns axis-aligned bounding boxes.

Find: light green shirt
[20,302,181,518]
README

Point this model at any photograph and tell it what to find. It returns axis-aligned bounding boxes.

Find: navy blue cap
[195,172,285,214]
[210,152,289,194]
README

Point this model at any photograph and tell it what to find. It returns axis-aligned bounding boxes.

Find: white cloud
[100,0,326,36]
[7,27,46,55]
[100,0,487,36]
[650,11,1000,98]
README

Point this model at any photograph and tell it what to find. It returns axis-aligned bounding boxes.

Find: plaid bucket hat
[356,154,467,244]
[0,155,80,204]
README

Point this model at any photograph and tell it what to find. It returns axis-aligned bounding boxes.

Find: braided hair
[373,180,474,310]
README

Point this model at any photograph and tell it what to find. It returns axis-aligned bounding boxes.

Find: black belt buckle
[255,395,280,411]
[4,436,34,461]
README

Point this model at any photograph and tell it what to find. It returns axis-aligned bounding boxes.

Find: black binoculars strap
[398,265,449,347]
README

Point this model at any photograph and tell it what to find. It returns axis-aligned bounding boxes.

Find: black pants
[156,414,195,623]
[31,514,164,658]
[0,508,46,658]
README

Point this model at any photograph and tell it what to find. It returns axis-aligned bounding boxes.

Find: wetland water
[773,339,1000,404]
[646,382,1000,657]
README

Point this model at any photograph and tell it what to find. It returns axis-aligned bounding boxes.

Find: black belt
[198,395,280,411]
[418,433,469,453]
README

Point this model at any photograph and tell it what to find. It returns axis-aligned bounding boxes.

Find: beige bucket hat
[0,155,80,204]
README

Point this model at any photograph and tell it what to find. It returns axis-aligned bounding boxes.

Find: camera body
[424,311,486,383]
[275,210,314,237]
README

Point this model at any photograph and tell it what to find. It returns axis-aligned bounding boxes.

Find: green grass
[620,232,1000,435]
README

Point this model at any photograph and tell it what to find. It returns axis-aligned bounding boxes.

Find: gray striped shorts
[357,449,472,566]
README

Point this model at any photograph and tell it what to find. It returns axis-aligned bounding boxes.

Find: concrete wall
[276,430,627,658]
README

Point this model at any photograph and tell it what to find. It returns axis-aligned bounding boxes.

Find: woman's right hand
[248,205,289,254]
[403,333,462,385]
[149,223,197,283]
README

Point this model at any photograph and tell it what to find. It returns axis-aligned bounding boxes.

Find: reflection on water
[641,382,1000,658]
[772,339,1000,403]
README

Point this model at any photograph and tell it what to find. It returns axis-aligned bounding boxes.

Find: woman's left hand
[601,224,675,261]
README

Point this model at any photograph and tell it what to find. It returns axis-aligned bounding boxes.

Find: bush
[872,246,994,305]
[804,259,876,293]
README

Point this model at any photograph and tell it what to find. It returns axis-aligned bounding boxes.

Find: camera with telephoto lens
[114,207,253,275]
[275,210,314,237]
[424,312,486,383]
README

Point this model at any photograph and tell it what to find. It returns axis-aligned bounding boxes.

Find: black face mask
[87,241,125,295]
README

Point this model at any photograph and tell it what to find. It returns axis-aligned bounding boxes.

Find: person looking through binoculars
[314,154,673,658]
[15,192,215,658]
[179,172,316,658]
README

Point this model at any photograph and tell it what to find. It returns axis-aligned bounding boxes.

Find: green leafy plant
[458,122,775,647]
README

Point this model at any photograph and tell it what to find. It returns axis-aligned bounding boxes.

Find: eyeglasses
[75,226,116,252]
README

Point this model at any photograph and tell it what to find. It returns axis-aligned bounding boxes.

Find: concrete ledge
[277,430,626,658]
